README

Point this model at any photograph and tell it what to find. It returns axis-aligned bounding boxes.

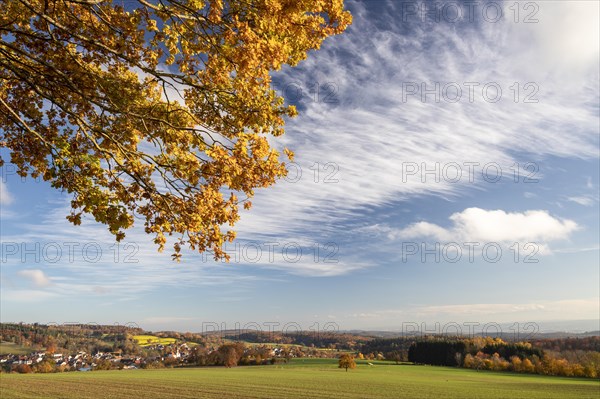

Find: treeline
[405,337,600,378]
[463,351,600,377]
[407,339,541,366]
[1,323,143,355]
[219,331,373,350]
[360,338,413,363]
[531,336,600,352]
[408,340,467,366]
[187,343,281,367]
[1,323,143,338]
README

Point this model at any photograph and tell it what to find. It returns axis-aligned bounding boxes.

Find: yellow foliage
[338,354,356,371]
[0,0,351,260]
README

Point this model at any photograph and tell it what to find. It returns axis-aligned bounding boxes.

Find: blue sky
[1,0,599,334]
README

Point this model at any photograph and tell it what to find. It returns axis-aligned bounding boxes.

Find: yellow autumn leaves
[0,0,351,261]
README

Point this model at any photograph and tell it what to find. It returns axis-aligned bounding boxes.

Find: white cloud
[586,177,594,189]
[395,221,455,242]
[567,196,596,206]
[0,180,13,205]
[554,245,600,254]
[2,1,598,279]
[17,269,51,287]
[1,289,60,303]
[230,0,599,276]
[0,199,271,301]
[393,208,578,244]
[525,1,599,75]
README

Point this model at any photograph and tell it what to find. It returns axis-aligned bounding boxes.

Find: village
[0,341,337,373]
[0,342,186,373]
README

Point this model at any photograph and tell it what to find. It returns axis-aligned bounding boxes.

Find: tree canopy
[0,0,351,260]
[338,353,355,371]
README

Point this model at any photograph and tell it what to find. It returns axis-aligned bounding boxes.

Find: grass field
[0,342,36,355]
[1,359,598,398]
[131,335,176,347]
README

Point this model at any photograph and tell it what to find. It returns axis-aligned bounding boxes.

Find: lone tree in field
[338,354,356,372]
[0,0,351,261]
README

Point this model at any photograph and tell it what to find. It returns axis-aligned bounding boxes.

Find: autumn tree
[218,342,245,367]
[93,358,113,371]
[0,0,351,260]
[338,353,355,372]
[510,355,522,371]
[189,345,210,366]
[222,346,239,367]
[14,364,32,374]
[33,357,56,373]
[44,337,57,354]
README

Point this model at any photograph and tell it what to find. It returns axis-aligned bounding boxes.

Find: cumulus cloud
[17,269,52,287]
[393,208,578,244]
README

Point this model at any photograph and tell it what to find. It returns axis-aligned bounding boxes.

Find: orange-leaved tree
[0,0,351,260]
[338,353,356,372]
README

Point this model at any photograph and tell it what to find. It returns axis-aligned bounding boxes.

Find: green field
[0,342,36,355]
[131,335,176,347]
[1,359,598,398]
